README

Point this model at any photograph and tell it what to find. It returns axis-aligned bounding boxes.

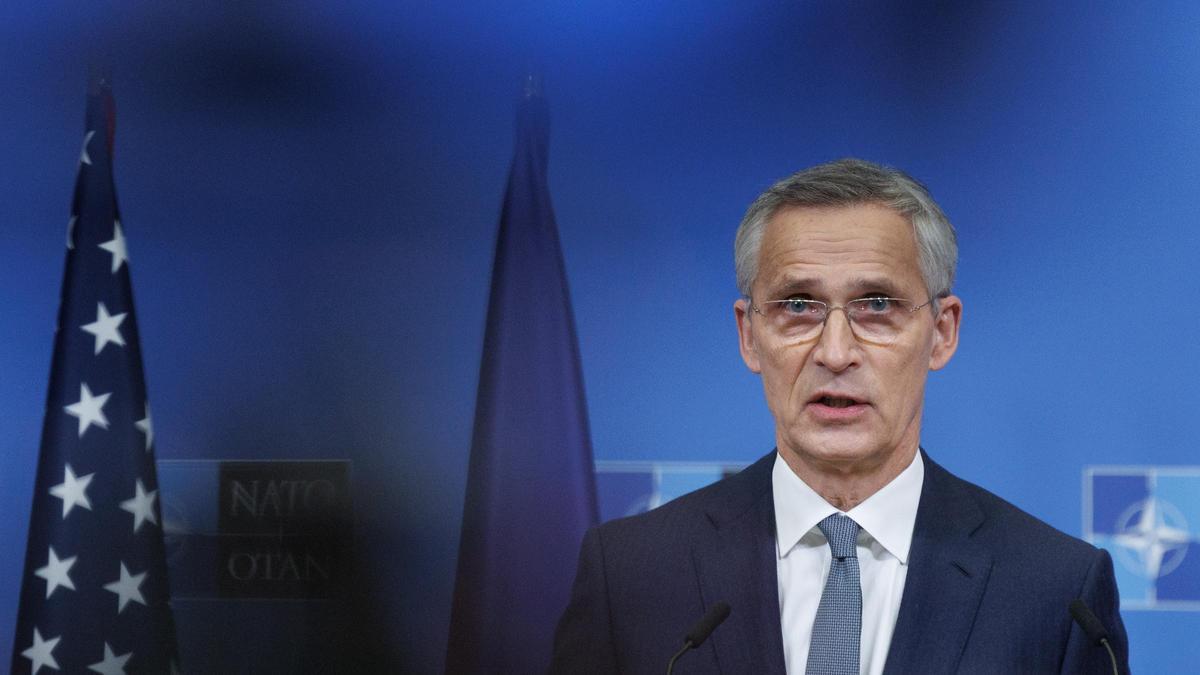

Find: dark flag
[445,81,599,673]
[12,76,180,673]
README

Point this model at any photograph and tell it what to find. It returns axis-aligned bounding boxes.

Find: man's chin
[779,432,888,473]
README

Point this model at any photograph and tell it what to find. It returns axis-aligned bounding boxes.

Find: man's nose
[811,308,860,372]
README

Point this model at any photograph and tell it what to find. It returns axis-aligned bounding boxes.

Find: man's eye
[862,297,892,312]
[782,299,812,314]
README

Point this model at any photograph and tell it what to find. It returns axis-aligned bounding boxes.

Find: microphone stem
[1101,638,1117,675]
[665,640,694,675]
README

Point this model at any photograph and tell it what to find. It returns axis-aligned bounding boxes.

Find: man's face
[734,203,961,477]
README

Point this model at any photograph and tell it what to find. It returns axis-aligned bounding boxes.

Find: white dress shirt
[772,451,924,675]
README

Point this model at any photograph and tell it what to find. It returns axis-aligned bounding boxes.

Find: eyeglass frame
[748,295,938,346]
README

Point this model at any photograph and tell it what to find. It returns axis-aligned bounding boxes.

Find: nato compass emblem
[1084,467,1200,610]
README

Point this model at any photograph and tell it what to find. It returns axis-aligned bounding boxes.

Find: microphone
[1068,599,1118,675]
[666,602,730,675]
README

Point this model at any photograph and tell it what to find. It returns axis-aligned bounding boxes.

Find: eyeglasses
[750,296,933,345]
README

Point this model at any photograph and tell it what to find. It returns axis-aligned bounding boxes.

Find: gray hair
[733,158,957,300]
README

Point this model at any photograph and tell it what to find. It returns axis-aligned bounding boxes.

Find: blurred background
[3,1,1199,671]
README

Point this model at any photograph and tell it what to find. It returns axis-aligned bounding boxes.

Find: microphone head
[685,602,731,647]
[1068,598,1110,645]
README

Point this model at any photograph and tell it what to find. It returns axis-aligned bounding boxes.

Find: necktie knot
[817,514,859,559]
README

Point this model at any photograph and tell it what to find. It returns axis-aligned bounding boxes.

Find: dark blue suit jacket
[551,450,1129,674]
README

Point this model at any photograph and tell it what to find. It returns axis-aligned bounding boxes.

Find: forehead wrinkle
[758,245,900,276]
[766,204,918,252]
[759,275,906,302]
[755,208,924,298]
[761,233,913,269]
[759,261,904,293]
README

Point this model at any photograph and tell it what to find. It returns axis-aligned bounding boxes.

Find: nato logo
[1084,467,1200,610]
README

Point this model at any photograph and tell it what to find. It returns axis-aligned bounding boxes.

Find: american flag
[11,77,180,673]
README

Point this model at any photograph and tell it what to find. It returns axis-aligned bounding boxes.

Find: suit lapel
[883,453,992,675]
[689,451,992,674]
[691,452,787,675]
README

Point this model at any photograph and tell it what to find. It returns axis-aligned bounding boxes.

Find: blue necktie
[805,514,862,675]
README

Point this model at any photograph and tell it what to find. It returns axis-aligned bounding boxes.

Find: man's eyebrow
[762,276,824,297]
[847,277,904,296]
[762,276,906,298]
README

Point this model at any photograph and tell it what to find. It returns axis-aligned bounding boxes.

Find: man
[550,159,1129,674]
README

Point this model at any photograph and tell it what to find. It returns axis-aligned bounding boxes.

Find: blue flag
[12,78,180,674]
[445,86,599,673]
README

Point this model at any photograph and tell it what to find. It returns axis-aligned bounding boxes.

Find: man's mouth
[816,396,860,408]
[807,392,868,411]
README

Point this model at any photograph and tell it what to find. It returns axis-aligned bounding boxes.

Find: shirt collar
[772,450,924,564]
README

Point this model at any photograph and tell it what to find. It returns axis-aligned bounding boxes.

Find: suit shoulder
[938,462,1101,562]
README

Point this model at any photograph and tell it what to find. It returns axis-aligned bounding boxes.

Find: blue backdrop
[2,2,1198,672]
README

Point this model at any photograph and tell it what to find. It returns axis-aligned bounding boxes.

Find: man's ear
[929,294,962,371]
[734,298,762,373]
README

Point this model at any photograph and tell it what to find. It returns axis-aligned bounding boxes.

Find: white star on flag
[135,403,153,451]
[104,562,147,613]
[64,383,111,437]
[22,627,61,674]
[48,463,94,518]
[81,302,128,355]
[98,220,128,274]
[15,80,182,671]
[79,129,95,166]
[34,547,77,599]
[88,642,132,675]
[120,479,159,533]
